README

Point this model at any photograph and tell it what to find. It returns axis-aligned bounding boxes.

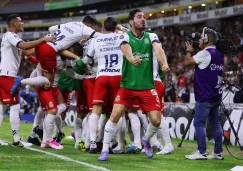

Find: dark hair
[6,14,20,25]
[71,42,83,57]
[128,9,142,21]
[94,21,103,29]
[82,15,97,25]
[104,17,117,32]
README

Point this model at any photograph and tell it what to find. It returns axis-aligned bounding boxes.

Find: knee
[150,117,161,127]
[193,119,205,127]
[48,108,57,115]
[57,103,66,114]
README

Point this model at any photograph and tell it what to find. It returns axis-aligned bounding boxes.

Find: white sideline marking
[25,147,110,171]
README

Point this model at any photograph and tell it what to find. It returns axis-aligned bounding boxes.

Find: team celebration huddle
[0,7,225,163]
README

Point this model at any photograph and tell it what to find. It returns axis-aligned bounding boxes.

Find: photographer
[184,27,224,160]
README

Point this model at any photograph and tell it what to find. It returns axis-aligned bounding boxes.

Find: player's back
[47,22,95,52]
[93,33,123,77]
[0,32,22,77]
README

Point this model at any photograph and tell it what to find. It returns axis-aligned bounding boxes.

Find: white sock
[54,115,62,134]
[157,127,163,144]
[75,118,82,143]
[61,119,65,133]
[149,134,161,147]
[127,122,134,146]
[54,104,66,135]
[160,117,172,146]
[88,113,99,142]
[81,116,87,141]
[144,123,159,141]
[10,104,21,142]
[137,110,148,129]
[102,120,116,152]
[128,112,141,147]
[85,115,90,148]
[0,104,7,127]
[21,76,49,86]
[43,114,55,142]
[96,114,107,142]
[117,116,126,149]
[30,107,44,138]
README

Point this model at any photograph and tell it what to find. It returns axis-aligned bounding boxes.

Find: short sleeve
[7,32,23,48]
[119,33,129,47]
[149,33,160,44]
[193,49,211,69]
[49,24,61,34]
[82,25,97,39]
[86,39,95,58]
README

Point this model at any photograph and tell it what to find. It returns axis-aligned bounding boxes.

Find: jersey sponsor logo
[99,68,120,73]
[132,52,150,61]
[100,46,120,52]
[63,26,74,34]
[151,89,158,96]
[49,101,54,108]
[115,95,120,102]
[210,64,224,71]
[119,35,124,39]
[97,36,118,42]
[144,38,149,45]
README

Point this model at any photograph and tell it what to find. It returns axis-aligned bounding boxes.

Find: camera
[186,32,201,51]
[216,35,237,57]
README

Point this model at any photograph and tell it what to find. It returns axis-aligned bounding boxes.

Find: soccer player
[0,14,55,147]
[79,20,103,150]
[35,16,102,87]
[98,9,169,161]
[82,17,123,153]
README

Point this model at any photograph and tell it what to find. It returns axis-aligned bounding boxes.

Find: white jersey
[47,22,100,52]
[153,51,162,82]
[52,56,66,88]
[87,32,123,78]
[0,31,23,77]
[82,39,96,79]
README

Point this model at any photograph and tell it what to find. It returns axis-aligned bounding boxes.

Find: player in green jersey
[98,9,169,161]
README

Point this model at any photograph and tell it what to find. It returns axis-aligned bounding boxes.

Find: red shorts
[93,76,121,113]
[35,43,57,74]
[60,90,72,112]
[82,78,95,112]
[114,88,161,112]
[0,76,19,104]
[36,86,60,111]
[154,81,165,114]
[76,90,86,113]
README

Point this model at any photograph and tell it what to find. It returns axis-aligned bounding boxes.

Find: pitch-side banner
[65,103,243,146]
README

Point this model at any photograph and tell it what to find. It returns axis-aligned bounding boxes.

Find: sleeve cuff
[16,40,24,48]
[89,31,96,39]
[87,54,93,59]
[120,41,128,47]
[152,40,161,44]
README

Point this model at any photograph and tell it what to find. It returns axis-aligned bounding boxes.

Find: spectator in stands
[179,83,190,103]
